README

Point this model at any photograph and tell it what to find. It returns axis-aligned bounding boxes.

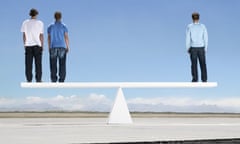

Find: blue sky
[0,0,240,112]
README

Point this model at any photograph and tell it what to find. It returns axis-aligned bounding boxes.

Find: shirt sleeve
[186,25,191,50]
[64,25,68,33]
[21,21,26,32]
[203,25,208,51]
[40,21,44,34]
[47,25,51,34]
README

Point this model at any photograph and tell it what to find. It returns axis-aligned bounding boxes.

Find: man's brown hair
[54,11,62,21]
[29,8,38,17]
[192,12,200,20]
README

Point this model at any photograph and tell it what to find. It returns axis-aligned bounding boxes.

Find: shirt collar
[55,21,61,24]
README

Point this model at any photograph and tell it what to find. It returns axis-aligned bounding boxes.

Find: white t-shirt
[21,19,44,47]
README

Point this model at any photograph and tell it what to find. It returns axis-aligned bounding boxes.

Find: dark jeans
[189,47,207,82]
[50,48,67,82]
[25,46,42,82]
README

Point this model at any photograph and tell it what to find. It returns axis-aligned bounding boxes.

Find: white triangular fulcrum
[108,88,132,124]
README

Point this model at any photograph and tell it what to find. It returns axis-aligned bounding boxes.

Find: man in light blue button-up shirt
[186,12,208,82]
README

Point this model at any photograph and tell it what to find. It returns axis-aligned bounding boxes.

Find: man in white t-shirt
[21,8,44,82]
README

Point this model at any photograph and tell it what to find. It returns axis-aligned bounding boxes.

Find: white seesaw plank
[20,82,218,88]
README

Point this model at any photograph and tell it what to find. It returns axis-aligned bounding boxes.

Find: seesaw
[21,82,218,124]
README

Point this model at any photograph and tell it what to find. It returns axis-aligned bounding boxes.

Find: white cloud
[127,97,240,112]
[128,97,240,108]
[0,97,16,106]
[0,95,240,112]
[26,96,45,104]
[127,97,196,106]
[7,94,112,111]
[88,93,108,101]
[201,98,240,108]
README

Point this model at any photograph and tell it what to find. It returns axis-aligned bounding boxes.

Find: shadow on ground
[95,138,240,144]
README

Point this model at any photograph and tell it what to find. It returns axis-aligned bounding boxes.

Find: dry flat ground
[1,112,240,118]
[0,112,240,144]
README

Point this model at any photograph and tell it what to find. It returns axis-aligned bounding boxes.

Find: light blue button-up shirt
[186,22,208,51]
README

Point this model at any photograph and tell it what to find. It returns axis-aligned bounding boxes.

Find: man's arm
[48,34,51,52]
[40,33,44,50]
[186,26,191,53]
[203,26,208,52]
[23,33,26,47]
[64,32,69,52]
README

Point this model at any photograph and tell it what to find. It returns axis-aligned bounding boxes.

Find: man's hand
[66,47,69,53]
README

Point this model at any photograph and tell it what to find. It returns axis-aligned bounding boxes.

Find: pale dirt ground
[1,112,240,118]
[1,112,240,144]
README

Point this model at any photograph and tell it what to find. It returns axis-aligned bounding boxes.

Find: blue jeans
[189,47,207,82]
[50,48,67,82]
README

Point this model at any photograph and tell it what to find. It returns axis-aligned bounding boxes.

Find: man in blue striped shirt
[186,12,208,82]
